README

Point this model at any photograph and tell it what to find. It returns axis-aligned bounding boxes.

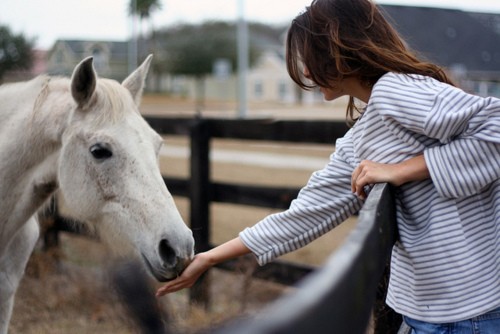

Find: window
[254,80,263,98]
[278,80,287,100]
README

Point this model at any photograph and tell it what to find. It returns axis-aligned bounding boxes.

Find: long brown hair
[286,0,455,124]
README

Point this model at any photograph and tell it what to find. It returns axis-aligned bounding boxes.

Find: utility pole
[237,0,249,118]
[128,0,138,73]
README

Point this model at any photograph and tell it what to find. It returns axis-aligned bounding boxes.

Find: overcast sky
[2,0,500,50]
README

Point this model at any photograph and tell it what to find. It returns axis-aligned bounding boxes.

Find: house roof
[51,39,129,61]
[380,5,500,73]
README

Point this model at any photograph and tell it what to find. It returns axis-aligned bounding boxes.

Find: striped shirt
[239,72,500,323]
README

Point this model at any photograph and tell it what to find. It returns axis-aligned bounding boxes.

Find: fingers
[156,278,193,297]
[352,160,396,198]
[156,253,211,297]
[351,166,360,193]
[156,285,173,297]
[352,163,367,199]
[156,272,198,296]
[352,161,373,199]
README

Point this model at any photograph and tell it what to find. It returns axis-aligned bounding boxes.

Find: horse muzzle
[141,237,194,282]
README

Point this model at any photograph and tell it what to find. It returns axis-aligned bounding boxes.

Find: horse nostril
[159,239,177,267]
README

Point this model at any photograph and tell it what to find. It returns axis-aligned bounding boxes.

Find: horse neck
[23,77,75,187]
[0,76,74,154]
[0,77,73,241]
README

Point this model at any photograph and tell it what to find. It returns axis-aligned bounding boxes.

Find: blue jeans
[403,307,500,334]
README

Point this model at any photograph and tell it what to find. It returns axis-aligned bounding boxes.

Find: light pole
[128,0,138,74]
[237,0,249,118]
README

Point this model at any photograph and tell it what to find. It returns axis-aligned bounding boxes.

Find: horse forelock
[91,79,137,125]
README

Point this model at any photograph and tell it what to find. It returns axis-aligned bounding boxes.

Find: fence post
[189,118,212,307]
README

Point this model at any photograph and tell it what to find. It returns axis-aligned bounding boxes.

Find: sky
[2,0,500,50]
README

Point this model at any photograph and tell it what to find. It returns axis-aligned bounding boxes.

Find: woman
[157,0,500,332]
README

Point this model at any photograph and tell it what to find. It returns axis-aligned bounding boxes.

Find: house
[46,40,130,81]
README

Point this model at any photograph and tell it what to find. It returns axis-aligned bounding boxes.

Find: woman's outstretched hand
[156,252,213,297]
[156,237,252,297]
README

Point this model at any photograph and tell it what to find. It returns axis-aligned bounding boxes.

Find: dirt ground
[10,95,358,333]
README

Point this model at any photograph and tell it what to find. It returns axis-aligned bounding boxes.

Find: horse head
[58,55,194,281]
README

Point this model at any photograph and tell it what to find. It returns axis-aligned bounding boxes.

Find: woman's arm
[156,237,250,296]
[158,135,363,295]
[351,155,429,198]
[373,75,500,198]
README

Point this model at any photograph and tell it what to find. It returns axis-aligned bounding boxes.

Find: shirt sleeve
[373,73,500,198]
[239,134,363,266]
[373,73,484,143]
[424,138,500,198]
[424,96,500,197]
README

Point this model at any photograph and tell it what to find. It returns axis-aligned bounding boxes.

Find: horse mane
[33,75,53,113]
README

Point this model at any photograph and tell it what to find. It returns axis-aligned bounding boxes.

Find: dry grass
[11,237,135,334]
[11,95,358,333]
[12,235,298,333]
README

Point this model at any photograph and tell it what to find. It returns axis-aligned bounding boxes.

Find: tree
[129,0,161,20]
[128,0,162,79]
[128,0,162,37]
[155,21,262,110]
[0,25,34,82]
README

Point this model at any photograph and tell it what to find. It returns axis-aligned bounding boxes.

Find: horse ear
[71,57,97,108]
[122,54,153,106]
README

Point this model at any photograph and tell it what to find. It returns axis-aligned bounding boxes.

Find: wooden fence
[144,116,402,333]
[48,116,402,333]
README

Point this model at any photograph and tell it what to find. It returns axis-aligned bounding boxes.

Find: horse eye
[90,144,113,160]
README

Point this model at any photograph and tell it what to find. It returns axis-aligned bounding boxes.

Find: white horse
[0,55,194,333]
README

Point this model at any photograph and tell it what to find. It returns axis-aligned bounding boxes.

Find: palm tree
[128,0,162,76]
[128,0,162,38]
